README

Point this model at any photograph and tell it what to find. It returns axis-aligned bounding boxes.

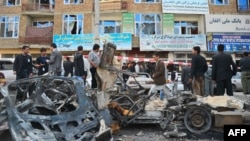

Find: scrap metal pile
[0,76,111,141]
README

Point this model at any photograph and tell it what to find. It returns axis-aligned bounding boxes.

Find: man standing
[239,52,250,94]
[181,65,192,92]
[148,52,171,102]
[35,47,49,76]
[189,46,208,96]
[46,43,62,76]
[63,56,74,77]
[212,44,237,96]
[13,46,33,80]
[74,45,88,85]
[88,44,100,89]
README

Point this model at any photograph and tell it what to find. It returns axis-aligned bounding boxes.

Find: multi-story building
[0,0,249,65]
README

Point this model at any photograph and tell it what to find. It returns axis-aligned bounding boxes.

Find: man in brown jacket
[148,52,172,102]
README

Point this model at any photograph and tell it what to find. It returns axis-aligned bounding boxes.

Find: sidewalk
[213,92,250,127]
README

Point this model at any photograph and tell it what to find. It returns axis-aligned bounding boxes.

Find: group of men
[13,43,101,89]
[149,44,241,105]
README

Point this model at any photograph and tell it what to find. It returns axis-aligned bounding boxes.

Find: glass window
[174,21,198,35]
[211,0,229,5]
[3,0,20,6]
[64,0,84,4]
[135,14,162,36]
[33,21,54,28]
[135,0,160,3]
[99,20,121,34]
[0,16,19,38]
[63,14,83,34]
[237,0,250,11]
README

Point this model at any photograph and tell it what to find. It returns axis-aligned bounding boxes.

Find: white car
[126,72,154,90]
[126,72,184,92]
[231,72,243,92]
[0,58,15,85]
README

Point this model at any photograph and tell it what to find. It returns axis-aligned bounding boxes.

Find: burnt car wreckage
[0,76,112,141]
[1,42,249,140]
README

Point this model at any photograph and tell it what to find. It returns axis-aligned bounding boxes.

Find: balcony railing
[19,26,53,45]
[100,0,127,11]
[238,5,250,12]
[22,3,54,11]
[19,37,53,45]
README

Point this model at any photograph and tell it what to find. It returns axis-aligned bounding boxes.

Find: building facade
[0,0,249,64]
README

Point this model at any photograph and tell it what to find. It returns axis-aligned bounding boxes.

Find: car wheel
[232,84,236,92]
[184,106,212,134]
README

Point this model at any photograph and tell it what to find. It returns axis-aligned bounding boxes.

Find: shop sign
[140,34,206,51]
[207,34,250,52]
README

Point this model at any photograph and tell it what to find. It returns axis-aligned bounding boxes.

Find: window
[211,0,229,5]
[237,0,250,11]
[135,14,162,36]
[33,21,54,28]
[64,0,84,4]
[0,16,19,38]
[174,21,198,35]
[3,0,20,6]
[99,20,120,34]
[174,53,192,63]
[63,14,83,34]
[135,0,160,3]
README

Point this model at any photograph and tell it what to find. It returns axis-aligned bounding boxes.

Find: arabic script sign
[140,34,206,51]
[162,0,209,14]
[53,33,132,51]
[205,14,250,33]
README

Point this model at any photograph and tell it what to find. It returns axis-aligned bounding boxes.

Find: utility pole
[94,0,100,44]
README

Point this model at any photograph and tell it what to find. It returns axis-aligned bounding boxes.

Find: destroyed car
[0,76,112,141]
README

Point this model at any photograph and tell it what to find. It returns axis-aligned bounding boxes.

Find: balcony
[19,27,53,45]
[22,3,54,12]
[237,5,250,13]
[100,0,127,11]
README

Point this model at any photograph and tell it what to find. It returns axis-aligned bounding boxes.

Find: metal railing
[19,36,52,45]
[100,0,127,11]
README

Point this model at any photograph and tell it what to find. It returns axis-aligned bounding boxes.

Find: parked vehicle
[0,58,15,85]
[232,72,243,92]
[126,72,154,90]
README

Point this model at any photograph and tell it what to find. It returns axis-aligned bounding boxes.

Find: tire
[184,106,212,134]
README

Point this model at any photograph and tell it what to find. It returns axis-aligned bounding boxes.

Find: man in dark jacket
[63,56,74,77]
[212,44,237,96]
[189,46,208,96]
[74,45,86,85]
[13,46,33,80]
[239,52,250,94]
[35,47,49,76]
[148,52,171,102]
[181,65,192,92]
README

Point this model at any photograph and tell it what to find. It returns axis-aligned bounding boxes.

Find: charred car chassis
[0,76,111,141]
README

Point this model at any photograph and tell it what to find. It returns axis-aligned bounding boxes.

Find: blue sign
[53,33,132,51]
[208,35,250,52]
